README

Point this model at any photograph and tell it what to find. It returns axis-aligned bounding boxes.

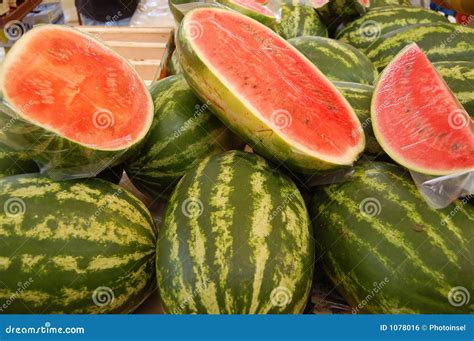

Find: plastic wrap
[130,0,176,27]
[0,100,129,180]
[411,170,474,209]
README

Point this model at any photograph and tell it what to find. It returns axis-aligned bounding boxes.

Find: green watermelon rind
[177,8,365,173]
[0,25,154,178]
[0,143,39,177]
[288,36,378,85]
[336,6,449,51]
[371,43,472,176]
[157,150,315,314]
[0,175,157,314]
[276,2,328,39]
[433,61,474,118]
[310,161,474,314]
[365,22,474,71]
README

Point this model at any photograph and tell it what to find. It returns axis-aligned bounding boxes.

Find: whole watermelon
[276,2,328,39]
[311,162,474,314]
[157,151,315,314]
[0,175,157,314]
[126,75,239,199]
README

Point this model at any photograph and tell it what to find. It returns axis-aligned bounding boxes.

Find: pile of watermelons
[0,0,472,314]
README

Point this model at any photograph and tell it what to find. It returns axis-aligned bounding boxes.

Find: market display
[0,0,472,316]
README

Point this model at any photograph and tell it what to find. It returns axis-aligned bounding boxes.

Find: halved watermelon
[372,43,474,176]
[0,25,153,177]
[177,8,365,173]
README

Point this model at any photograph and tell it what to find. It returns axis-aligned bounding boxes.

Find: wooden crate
[77,26,173,86]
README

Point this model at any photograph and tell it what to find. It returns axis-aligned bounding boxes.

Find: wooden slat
[131,60,161,81]
[78,26,172,43]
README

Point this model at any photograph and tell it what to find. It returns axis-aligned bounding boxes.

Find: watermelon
[372,44,474,176]
[369,0,411,7]
[0,143,38,177]
[157,151,315,314]
[314,0,369,29]
[0,25,153,178]
[288,36,378,85]
[276,2,328,39]
[177,8,365,173]
[366,23,474,71]
[0,175,157,313]
[168,50,182,76]
[169,0,202,23]
[434,61,474,118]
[126,75,239,199]
[334,82,381,155]
[311,161,474,314]
[216,0,277,28]
[336,6,448,51]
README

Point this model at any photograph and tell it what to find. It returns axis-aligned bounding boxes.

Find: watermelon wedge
[177,8,365,173]
[372,43,474,176]
[0,25,153,177]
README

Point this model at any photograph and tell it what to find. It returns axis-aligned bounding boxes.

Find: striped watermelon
[311,161,474,314]
[334,82,381,155]
[126,75,238,199]
[366,23,474,71]
[157,151,315,314]
[167,50,182,76]
[0,143,38,177]
[177,8,365,173]
[434,61,474,118]
[0,175,157,313]
[276,2,328,39]
[288,36,378,85]
[0,25,153,178]
[336,7,448,51]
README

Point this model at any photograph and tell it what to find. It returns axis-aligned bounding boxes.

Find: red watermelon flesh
[0,25,153,151]
[230,0,274,15]
[187,9,364,164]
[372,43,474,176]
